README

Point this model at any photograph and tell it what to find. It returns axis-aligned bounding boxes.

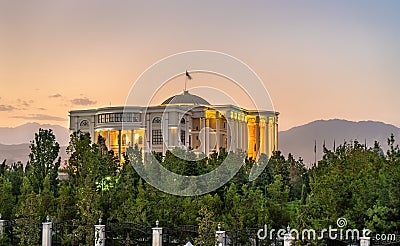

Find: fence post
[152,220,162,246]
[95,218,106,246]
[0,214,4,239]
[283,225,294,246]
[360,237,370,246]
[215,224,226,246]
[42,216,52,246]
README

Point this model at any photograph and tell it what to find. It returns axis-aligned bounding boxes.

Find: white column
[242,121,247,151]
[244,120,248,154]
[227,118,232,152]
[42,221,52,246]
[147,114,151,154]
[216,118,220,152]
[215,231,226,246]
[152,221,162,246]
[118,130,122,161]
[260,121,265,155]
[94,224,106,246]
[360,237,370,246]
[107,130,111,150]
[201,118,206,154]
[238,118,243,151]
[255,120,260,159]
[205,118,210,155]
[163,114,169,155]
[235,119,239,151]
[185,116,190,147]
[283,226,295,246]
[131,129,134,148]
[283,233,294,246]
[0,218,5,239]
[231,119,236,152]
[264,122,268,155]
[215,224,226,246]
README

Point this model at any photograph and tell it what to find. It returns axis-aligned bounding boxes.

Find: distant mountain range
[0,123,70,165]
[0,122,70,146]
[0,120,399,167]
[279,119,400,167]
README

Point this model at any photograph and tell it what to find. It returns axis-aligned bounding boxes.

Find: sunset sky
[1,1,399,131]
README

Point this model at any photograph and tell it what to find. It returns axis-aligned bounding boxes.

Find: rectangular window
[180,130,185,145]
[152,129,163,145]
[132,114,140,122]
[123,113,131,122]
[116,113,122,122]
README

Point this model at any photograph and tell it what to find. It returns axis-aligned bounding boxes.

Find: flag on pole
[186,70,192,80]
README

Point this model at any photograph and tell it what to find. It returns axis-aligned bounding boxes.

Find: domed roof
[162,91,210,105]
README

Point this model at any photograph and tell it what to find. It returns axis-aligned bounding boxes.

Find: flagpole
[185,70,192,92]
[184,76,187,91]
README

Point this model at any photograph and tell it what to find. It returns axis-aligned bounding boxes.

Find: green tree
[15,177,42,246]
[28,128,61,195]
[194,205,217,246]
[0,176,14,219]
[56,181,76,221]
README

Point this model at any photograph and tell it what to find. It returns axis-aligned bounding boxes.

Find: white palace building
[69,90,279,160]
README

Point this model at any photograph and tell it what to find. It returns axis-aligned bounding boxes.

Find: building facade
[69,90,279,160]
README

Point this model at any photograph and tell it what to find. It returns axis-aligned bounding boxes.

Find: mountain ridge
[0,122,70,146]
[1,120,399,167]
[279,119,400,166]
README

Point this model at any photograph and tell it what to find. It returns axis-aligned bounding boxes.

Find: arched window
[152,117,162,145]
[180,118,185,124]
[80,120,89,130]
[152,117,161,124]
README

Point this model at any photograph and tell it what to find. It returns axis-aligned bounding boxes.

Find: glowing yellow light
[246,115,256,122]
[206,110,216,119]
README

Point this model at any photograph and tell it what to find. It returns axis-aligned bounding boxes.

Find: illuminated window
[152,130,162,145]
[138,136,143,144]
[115,113,122,122]
[97,113,140,123]
[122,134,127,146]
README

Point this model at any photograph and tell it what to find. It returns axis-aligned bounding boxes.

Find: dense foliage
[0,129,399,245]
